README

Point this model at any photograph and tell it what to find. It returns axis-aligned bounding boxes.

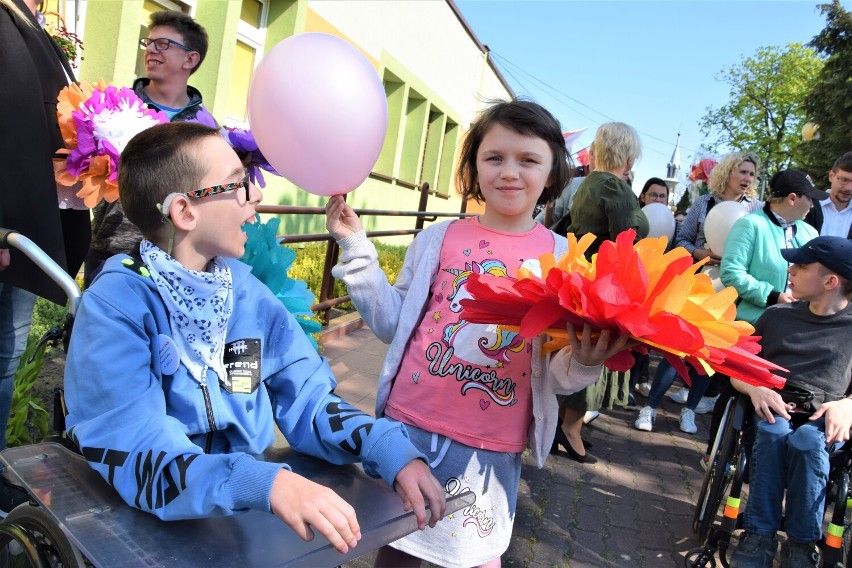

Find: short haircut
[592,122,642,174]
[455,99,573,206]
[149,10,208,74]
[832,151,852,173]
[119,122,219,240]
[640,177,668,198]
[818,265,852,298]
[708,152,759,198]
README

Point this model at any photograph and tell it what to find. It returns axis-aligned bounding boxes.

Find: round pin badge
[158,334,180,375]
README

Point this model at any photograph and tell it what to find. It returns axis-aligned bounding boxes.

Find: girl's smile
[475,123,553,232]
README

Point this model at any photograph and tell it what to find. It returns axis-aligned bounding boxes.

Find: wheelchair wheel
[3,503,87,567]
[684,547,717,568]
[694,404,738,546]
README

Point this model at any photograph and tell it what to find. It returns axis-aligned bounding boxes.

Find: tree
[799,0,852,187]
[700,43,822,181]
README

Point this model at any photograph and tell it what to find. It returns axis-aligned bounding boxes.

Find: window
[224,0,267,125]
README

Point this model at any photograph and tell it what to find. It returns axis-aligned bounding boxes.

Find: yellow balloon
[802,122,820,142]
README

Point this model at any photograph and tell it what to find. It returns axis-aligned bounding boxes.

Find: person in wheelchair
[62,122,449,556]
[729,236,852,568]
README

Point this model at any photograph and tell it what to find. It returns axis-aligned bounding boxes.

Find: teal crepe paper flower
[240,216,322,347]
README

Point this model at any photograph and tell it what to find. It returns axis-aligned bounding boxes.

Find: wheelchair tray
[1,442,474,567]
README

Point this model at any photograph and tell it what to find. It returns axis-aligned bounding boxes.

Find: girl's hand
[567,322,635,367]
[325,195,363,241]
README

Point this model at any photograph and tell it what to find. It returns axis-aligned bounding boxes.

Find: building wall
[74,0,510,241]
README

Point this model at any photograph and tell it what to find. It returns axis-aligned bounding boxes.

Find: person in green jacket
[566,122,648,258]
[720,169,826,324]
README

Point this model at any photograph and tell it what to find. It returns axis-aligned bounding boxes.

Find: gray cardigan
[332,219,603,467]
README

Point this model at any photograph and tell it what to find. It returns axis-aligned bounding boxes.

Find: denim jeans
[646,358,712,410]
[0,283,37,450]
[743,414,832,543]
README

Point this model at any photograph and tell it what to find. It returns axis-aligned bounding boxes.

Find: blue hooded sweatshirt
[64,254,424,520]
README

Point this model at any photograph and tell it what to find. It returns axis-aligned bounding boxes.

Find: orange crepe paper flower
[54,79,168,207]
[461,230,786,390]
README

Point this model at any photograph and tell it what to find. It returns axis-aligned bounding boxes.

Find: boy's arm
[730,378,791,424]
[264,305,445,529]
[64,287,285,520]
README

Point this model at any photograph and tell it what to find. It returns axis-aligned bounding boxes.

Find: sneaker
[680,408,698,434]
[695,395,719,414]
[667,387,689,404]
[730,531,778,568]
[635,382,651,398]
[699,455,711,472]
[780,539,819,568]
[583,410,599,425]
[634,406,656,431]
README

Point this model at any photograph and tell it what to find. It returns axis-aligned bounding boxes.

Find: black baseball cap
[769,169,829,200]
[781,236,852,281]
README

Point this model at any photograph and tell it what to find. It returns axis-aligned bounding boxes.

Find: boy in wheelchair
[61,122,449,555]
[729,236,852,568]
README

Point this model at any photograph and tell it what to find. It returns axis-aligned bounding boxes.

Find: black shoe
[553,426,597,464]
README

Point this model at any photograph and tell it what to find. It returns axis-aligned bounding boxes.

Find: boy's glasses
[158,178,252,219]
[139,37,194,52]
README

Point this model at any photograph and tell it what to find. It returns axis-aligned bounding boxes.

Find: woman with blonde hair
[565,122,648,257]
[676,151,763,264]
[551,123,648,463]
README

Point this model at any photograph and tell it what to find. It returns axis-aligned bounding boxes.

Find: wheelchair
[685,389,852,568]
[0,228,473,567]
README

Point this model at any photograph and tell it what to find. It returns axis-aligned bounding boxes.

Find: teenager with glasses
[805,151,852,239]
[84,10,218,288]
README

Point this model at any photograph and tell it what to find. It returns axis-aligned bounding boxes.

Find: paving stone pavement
[324,325,714,568]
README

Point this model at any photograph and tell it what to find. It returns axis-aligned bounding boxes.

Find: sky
[455,0,845,199]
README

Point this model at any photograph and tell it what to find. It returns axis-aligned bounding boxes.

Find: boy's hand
[392,458,446,530]
[810,398,852,445]
[748,387,790,424]
[270,469,361,554]
[567,322,635,367]
[325,195,363,241]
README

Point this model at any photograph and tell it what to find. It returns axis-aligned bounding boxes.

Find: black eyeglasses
[139,37,194,52]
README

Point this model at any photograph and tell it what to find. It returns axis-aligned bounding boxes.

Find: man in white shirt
[806,152,852,239]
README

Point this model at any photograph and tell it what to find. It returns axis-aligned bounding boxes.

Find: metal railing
[256,183,474,325]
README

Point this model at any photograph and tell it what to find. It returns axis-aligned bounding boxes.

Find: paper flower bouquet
[460,230,786,390]
[54,80,169,207]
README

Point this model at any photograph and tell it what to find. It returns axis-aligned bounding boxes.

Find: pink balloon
[248,33,388,196]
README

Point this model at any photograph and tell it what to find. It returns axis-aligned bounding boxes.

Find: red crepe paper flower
[460,230,787,390]
[688,157,718,182]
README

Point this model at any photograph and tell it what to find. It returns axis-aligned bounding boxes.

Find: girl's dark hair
[455,99,573,205]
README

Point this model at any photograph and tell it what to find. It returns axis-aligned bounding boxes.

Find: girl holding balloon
[326,99,632,568]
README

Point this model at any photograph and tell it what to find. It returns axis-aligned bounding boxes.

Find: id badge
[222,339,261,394]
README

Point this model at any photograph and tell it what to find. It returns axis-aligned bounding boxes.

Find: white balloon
[703,201,748,255]
[641,203,676,240]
